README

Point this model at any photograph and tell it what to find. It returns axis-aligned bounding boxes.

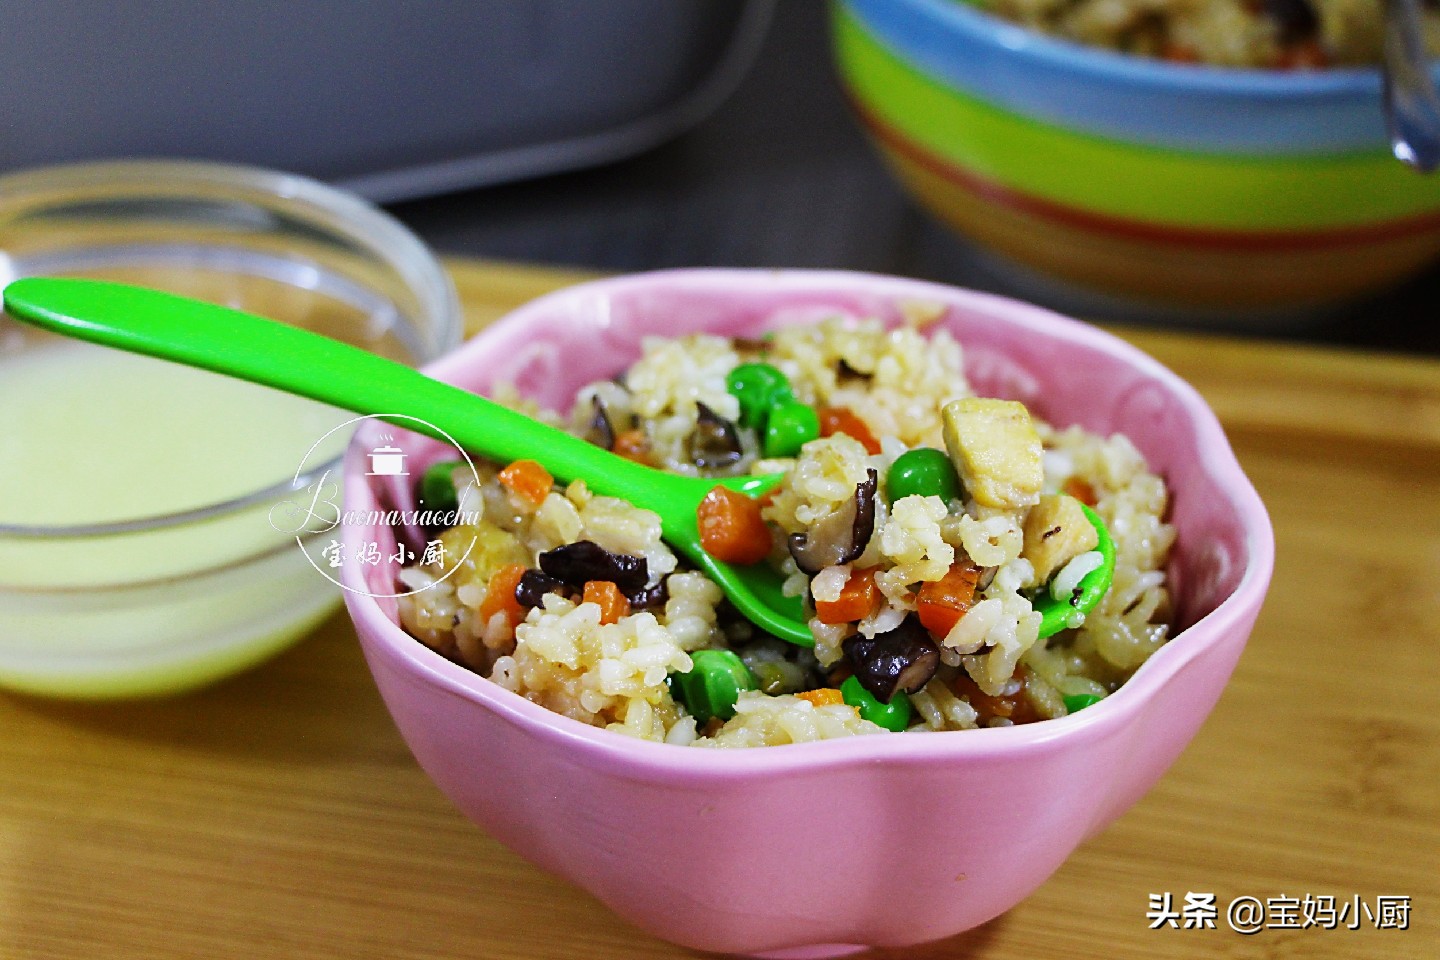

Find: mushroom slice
[583,396,615,451]
[841,615,941,704]
[1263,0,1319,43]
[686,402,743,471]
[626,577,670,610]
[787,468,878,575]
[515,569,566,607]
[538,540,648,593]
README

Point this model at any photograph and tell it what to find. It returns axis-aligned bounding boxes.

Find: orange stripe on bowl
[879,142,1440,308]
[852,95,1440,253]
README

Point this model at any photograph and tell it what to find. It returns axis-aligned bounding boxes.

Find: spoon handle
[1,278,736,510]
[5,277,810,645]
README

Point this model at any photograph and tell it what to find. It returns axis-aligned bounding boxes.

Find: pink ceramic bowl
[340,270,1273,957]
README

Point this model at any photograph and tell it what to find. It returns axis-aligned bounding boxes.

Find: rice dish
[397,310,1174,747]
[983,0,1440,68]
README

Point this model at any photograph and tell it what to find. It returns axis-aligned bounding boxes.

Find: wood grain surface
[2,260,1436,960]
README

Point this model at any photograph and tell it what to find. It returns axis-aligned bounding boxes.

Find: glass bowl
[0,159,461,698]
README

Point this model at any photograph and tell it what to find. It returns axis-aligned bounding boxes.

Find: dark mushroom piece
[1262,0,1319,43]
[537,540,649,594]
[787,468,878,575]
[583,396,615,451]
[976,565,998,593]
[522,558,666,610]
[841,615,941,704]
[686,402,744,471]
[514,569,567,607]
[626,577,670,610]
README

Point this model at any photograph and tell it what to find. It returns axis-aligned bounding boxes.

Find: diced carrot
[817,406,881,455]
[814,566,881,625]
[1061,476,1097,506]
[795,688,845,707]
[497,459,553,508]
[611,429,652,465]
[582,580,631,625]
[916,558,983,640]
[696,486,772,565]
[478,562,528,628]
[1276,39,1328,70]
[950,668,1040,726]
[1162,42,1200,64]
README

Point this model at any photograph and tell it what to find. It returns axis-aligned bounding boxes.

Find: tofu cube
[941,398,1044,509]
[1022,494,1100,583]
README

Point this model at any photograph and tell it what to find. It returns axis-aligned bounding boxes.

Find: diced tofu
[1021,494,1099,583]
[941,398,1044,509]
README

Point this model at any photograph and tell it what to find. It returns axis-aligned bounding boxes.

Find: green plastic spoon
[2,277,813,646]
[1033,503,1116,638]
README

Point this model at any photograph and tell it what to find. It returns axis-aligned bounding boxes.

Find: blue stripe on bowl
[843,0,1430,155]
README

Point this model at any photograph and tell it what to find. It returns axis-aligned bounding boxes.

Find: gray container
[1,1,772,202]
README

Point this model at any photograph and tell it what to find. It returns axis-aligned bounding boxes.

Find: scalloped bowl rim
[866,0,1433,97]
[342,268,1274,779]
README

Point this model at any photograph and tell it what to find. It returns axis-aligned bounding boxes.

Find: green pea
[419,460,464,516]
[841,675,912,732]
[672,650,758,724]
[726,362,793,429]
[886,447,962,504]
[762,399,820,458]
[1063,693,1105,714]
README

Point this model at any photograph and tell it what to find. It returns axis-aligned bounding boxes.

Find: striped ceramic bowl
[832,0,1440,311]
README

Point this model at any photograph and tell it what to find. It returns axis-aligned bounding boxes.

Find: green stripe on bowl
[834,5,1440,231]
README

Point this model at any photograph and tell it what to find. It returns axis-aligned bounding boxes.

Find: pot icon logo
[366,440,408,476]
[268,414,481,599]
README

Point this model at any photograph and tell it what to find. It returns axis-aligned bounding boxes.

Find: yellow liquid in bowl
[0,339,353,696]
[0,341,349,587]
[0,341,345,527]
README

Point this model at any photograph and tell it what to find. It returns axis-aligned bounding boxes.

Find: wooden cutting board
[2,260,1436,960]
